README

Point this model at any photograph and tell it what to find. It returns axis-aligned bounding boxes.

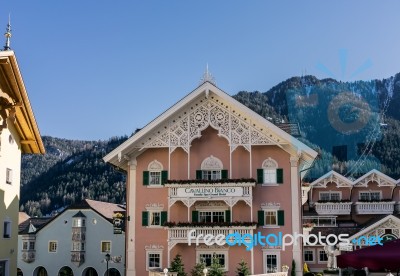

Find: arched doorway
[33,266,48,276]
[17,268,23,276]
[104,268,121,276]
[58,266,74,276]
[82,267,98,276]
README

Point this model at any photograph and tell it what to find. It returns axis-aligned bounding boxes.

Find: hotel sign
[176,187,243,197]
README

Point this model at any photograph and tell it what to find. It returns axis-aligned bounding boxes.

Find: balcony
[21,251,35,263]
[166,224,257,244]
[314,202,352,215]
[355,201,395,214]
[302,186,311,205]
[303,216,337,227]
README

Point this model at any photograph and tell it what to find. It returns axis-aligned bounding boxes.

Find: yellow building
[0,45,45,275]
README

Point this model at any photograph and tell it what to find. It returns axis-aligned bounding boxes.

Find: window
[319,192,341,201]
[72,242,85,251]
[49,241,58,252]
[264,253,280,273]
[3,221,11,238]
[359,191,381,201]
[73,218,86,227]
[101,241,111,253]
[23,242,28,250]
[304,249,314,262]
[142,211,167,227]
[0,260,7,276]
[199,211,225,223]
[257,158,283,185]
[29,241,35,250]
[147,252,161,270]
[319,250,328,263]
[149,171,161,185]
[199,253,226,268]
[258,210,284,226]
[202,170,221,180]
[143,160,168,186]
[6,168,12,184]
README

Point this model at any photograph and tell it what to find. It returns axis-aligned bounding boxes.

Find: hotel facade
[104,80,318,275]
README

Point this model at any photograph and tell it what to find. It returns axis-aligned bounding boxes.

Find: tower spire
[199,63,216,85]
[4,14,11,51]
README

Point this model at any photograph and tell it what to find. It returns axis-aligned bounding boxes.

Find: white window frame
[261,158,279,186]
[72,218,86,227]
[48,241,58,253]
[304,248,315,264]
[148,160,163,186]
[196,249,228,271]
[146,251,162,271]
[22,241,28,250]
[72,242,85,251]
[5,168,12,185]
[200,155,223,181]
[359,190,382,201]
[201,170,222,180]
[262,250,281,273]
[198,210,226,223]
[3,220,11,239]
[101,241,111,253]
[264,210,278,226]
[29,241,35,250]
[319,191,342,201]
[318,249,328,263]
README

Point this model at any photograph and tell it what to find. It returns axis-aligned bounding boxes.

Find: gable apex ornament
[199,64,216,86]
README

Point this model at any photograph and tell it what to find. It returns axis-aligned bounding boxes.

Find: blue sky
[2,1,400,140]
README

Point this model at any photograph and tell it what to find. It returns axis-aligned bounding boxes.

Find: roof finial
[200,63,216,85]
[4,14,11,51]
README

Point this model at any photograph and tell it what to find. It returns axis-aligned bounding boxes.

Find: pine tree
[291,259,296,276]
[209,256,226,276]
[191,262,205,276]
[170,254,187,276]
[235,259,250,276]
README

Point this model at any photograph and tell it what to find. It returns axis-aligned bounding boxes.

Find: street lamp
[203,268,208,276]
[105,253,111,276]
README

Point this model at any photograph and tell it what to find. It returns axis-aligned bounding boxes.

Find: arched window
[143,160,168,186]
[197,155,227,180]
[257,158,283,185]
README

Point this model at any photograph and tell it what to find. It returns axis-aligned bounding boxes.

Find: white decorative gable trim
[348,215,400,242]
[201,155,223,170]
[353,169,397,187]
[148,160,163,171]
[310,171,353,188]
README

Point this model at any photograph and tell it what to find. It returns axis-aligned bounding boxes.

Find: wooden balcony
[355,201,395,214]
[314,202,352,215]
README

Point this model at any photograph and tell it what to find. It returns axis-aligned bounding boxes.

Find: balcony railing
[355,201,395,214]
[167,226,256,243]
[314,202,352,215]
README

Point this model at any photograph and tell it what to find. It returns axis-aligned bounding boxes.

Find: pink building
[104,79,318,276]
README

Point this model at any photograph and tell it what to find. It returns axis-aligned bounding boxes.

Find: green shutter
[161,170,168,184]
[143,171,149,185]
[221,170,228,180]
[276,168,283,184]
[257,210,265,226]
[142,211,149,226]
[161,211,168,226]
[196,170,202,180]
[225,210,231,223]
[192,210,199,223]
[277,210,285,226]
[257,169,264,184]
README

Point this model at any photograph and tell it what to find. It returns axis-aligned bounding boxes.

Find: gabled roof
[0,51,44,154]
[310,169,398,188]
[104,81,318,171]
[18,217,51,234]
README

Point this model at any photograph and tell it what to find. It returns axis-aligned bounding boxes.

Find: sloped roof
[104,81,317,171]
[85,199,125,220]
[18,212,30,224]
[0,51,44,154]
[19,217,51,234]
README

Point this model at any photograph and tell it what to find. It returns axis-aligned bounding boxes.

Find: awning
[337,239,400,271]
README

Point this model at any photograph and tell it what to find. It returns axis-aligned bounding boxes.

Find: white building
[18,199,125,276]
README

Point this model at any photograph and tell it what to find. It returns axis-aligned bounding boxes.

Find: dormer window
[143,160,168,186]
[72,211,86,227]
[196,155,228,180]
